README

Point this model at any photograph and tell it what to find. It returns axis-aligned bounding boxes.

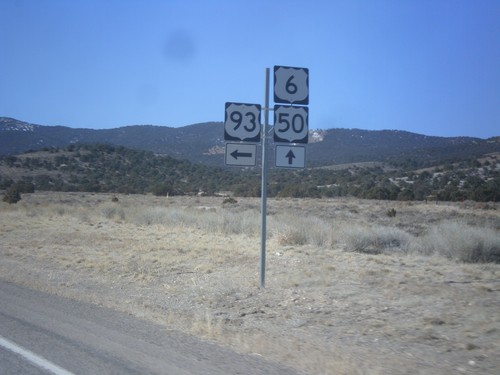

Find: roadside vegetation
[3,192,498,265]
[1,193,499,374]
[1,144,499,202]
[129,200,500,264]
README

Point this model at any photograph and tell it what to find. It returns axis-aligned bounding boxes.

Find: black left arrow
[231,149,253,159]
[285,150,295,164]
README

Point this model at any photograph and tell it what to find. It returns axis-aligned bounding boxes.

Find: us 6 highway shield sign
[273,66,309,105]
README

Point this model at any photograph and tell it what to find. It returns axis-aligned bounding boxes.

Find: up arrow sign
[275,145,305,169]
[285,149,295,165]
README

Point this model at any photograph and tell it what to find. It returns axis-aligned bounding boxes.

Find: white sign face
[225,143,257,166]
[273,105,308,143]
[274,66,309,105]
[275,145,305,168]
[224,102,261,142]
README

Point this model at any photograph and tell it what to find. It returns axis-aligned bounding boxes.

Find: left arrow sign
[225,143,257,166]
[231,150,253,159]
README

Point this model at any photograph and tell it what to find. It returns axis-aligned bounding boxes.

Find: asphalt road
[0,281,300,375]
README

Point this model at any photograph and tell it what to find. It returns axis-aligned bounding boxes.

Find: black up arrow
[285,150,296,164]
[231,149,252,159]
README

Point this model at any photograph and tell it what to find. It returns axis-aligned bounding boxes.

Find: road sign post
[224,65,308,288]
[260,68,270,288]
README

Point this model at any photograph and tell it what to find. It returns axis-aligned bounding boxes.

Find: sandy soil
[0,192,499,374]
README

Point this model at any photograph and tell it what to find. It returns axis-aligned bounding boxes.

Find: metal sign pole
[260,68,270,288]
[225,65,307,289]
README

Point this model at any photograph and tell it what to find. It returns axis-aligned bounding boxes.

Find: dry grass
[1,192,499,374]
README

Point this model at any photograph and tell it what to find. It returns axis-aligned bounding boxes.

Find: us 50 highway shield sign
[273,105,308,144]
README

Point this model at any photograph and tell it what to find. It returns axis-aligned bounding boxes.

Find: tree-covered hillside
[1,144,499,202]
[2,117,499,169]
[0,144,237,195]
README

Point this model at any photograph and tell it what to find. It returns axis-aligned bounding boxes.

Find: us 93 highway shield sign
[224,102,261,142]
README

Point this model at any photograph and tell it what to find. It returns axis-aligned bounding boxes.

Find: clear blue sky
[1,0,499,138]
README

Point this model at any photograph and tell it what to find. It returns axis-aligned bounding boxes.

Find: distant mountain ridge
[1,117,499,167]
[0,117,221,162]
[307,128,498,167]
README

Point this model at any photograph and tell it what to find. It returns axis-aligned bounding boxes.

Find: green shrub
[223,197,237,205]
[14,180,35,193]
[386,208,397,217]
[152,183,173,196]
[3,186,21,204]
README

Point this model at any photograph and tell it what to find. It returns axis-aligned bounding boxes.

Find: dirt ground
[0,192,499,374]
